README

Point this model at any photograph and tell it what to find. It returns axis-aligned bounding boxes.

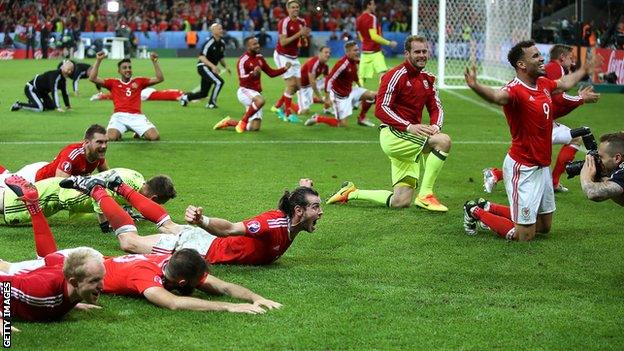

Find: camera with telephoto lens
[565,126,603,179]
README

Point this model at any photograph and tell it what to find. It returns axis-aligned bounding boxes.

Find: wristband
[201,215,210,227]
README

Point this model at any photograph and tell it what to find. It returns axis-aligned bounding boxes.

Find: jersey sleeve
[128,266,163,295]
[259,56,287,77]
[56,148,76,174]
[138,77,152,89]
[375,71,410,131]
[503,84,519,106]
[608,168,624,190]
[102,78,115,90]
[424,77,444,129]
[242,214,272,238]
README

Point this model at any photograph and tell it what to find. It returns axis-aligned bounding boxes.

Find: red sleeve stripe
[381,67,410,126]
[432,86,444,127]
[562,93,582,101]
[68,147,85,160]
[327,59,349,93]
[238,54,251,78]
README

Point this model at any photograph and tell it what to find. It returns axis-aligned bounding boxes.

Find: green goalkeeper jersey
[2,168,144,225]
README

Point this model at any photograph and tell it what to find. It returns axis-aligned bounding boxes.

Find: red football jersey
[102,77,151,114]
[0,265,76,321]
[275,16,306,58]
[503,77,558,167]
[375,61,444,131]
[544,60,584,119]
[300,56,328,88]
[325,56,359,98]
[206,210,292,265]
[102,254,170,296]
[237,52,288,92]
[35,142,105,181]
[356,12,381,53]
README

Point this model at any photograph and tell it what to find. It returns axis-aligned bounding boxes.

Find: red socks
[149,90,184,101]
[488,202,511,219]
[492,168,504,183]
[473,207,515,239]
[552,144,578,186]
[283,93,292,115]
[92,186,135,230]
[115,183,169,225]
[316,115,339,127]
[358,100,373,121]
[274,95,284,108]
[30,211,58,257]
[241,102,260,124]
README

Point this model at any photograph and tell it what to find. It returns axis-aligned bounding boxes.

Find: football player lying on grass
[2,175,280,315]
[61,172,322,266]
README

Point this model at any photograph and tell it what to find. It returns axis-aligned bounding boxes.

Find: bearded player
[2,175,281,315]
[463,40,602,241]
[482,44,601,193]
[89,51,164,141]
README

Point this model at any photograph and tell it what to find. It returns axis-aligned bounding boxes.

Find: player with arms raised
[89,51,164,141]
[356,0,398,85]
[463,40,602,241]
[213,37,290,133]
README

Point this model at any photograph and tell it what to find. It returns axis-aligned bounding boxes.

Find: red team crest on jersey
[543,89,551,100]
[246,220,261,234]
[132,82,139,89]
[61,161,72,172]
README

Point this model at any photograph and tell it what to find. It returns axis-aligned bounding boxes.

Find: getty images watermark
[2,281,10,348]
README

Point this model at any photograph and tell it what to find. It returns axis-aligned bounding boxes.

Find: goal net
[412,0,533,88]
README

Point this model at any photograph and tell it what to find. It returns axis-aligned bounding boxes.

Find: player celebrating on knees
[213,37,290,133]
[304,41,376,128]
[89,51,164,141]
[271,0,310,122]
[482,44,601,193]
[356,0,398,85]
[463,40,602,241]
[327,36,450,211]
[296,46,331,115]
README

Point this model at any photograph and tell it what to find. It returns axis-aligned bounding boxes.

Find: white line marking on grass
[0,140,510,145]
[443,89,504,116]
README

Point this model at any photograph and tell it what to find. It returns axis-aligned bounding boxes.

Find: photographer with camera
[580,132,624,206]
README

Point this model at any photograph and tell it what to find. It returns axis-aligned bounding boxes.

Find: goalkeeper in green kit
[0,168,176,231]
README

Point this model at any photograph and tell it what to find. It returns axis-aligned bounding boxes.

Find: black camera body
[565,126,603,179]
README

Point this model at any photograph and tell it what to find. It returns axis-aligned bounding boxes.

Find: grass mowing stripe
[0,140,511,145]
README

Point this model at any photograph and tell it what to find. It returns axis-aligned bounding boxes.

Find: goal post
[411,0,533,89]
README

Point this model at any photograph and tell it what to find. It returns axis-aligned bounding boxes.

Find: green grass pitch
[0,57,622,350]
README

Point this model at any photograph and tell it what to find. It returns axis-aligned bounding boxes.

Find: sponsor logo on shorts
[247,220,261,234]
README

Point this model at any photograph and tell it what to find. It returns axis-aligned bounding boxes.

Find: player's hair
[57,59,76,70]
[600,132,624,156]
[318,45,330,53]
[549,44,573,61]
[145,175,177,204]
[84,124,106,140]
[117,58,131,69]
[344,40,358,51]
[63,247,104,282]
[165,248,209,295]
[243,36,257,47]
[404,35,427,52]
[278,186,319,217]
[362,0,375,10]
[507,40,536,69]
[286,0,300,8]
